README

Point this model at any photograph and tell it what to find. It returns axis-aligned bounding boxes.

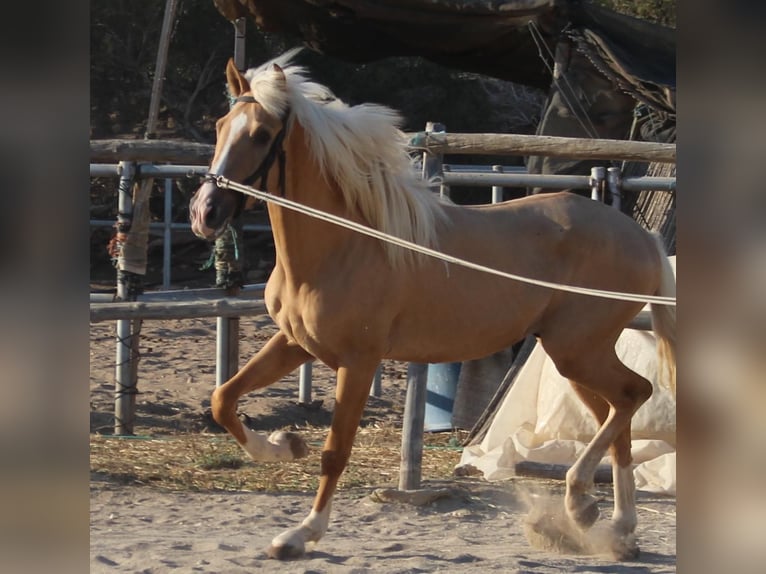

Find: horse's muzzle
[190,181,233,240]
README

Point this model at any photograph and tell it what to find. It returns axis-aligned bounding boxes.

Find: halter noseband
[206,94,289,217]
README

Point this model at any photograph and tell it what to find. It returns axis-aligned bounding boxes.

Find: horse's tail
[649,233,677,396]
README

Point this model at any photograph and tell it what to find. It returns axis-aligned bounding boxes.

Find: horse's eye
[252,127,272,146]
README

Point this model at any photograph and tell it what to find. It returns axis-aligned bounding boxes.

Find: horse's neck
[266,124,360,281]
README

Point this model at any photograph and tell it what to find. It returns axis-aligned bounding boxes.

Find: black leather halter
[207,94,290,217]
[234,95,289,196]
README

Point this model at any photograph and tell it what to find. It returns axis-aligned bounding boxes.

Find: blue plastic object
[424,362,462,432]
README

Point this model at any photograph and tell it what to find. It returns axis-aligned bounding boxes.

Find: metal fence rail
[90,137,675,438]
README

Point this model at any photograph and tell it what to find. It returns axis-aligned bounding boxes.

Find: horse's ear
[272,63,286,91]
[225,57,249,97]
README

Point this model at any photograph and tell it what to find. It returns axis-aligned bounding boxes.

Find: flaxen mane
[244,48,446,268]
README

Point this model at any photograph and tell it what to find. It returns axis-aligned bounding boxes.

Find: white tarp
[457,258,676,495]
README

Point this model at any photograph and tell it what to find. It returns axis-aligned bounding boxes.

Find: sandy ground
[90,316,676,573]
[90,480,676,573]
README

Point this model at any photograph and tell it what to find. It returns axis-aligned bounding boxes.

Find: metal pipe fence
[90,139,675,437]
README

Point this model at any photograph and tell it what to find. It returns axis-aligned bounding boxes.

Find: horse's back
[443,192,659,277]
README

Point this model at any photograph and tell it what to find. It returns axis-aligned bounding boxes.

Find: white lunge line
[212,176,676,307]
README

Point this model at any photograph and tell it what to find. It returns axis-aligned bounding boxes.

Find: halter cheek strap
[235,95,289,200]
[240,120,288,197]
[206,94,290,218]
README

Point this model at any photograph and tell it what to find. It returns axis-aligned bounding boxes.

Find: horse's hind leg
[554,350,652,558]
[211,331,313,461]
[610,427,639,546]
[569,385,640,538]
[566,383,610,528]
[268,360,379,559]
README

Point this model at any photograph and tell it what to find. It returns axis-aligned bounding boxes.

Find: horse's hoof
[283,431,309,459]
[268,430,309,459]
[567,495,600,530]
[266,542,304,560]
[610,534,640,561]
[577,499,600,528]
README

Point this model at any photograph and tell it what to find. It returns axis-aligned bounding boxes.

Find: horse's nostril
[204,203,220,228]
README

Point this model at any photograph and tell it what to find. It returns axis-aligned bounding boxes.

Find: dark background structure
[90,0,676,289]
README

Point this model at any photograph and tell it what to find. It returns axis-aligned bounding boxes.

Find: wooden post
[233,18,246,70]
[460,336,537,446]
[399,362,428,491]
[145,0,178,139]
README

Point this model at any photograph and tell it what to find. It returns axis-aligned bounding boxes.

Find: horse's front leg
[211,331,313,461]
[267,361,378,559]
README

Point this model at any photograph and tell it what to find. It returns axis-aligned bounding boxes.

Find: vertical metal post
[215,19,248,388]
[216,316,239,387]
[162,178,172,289]
[422,122,445,193]
[370,364,382,398]
[398,121,445,490]
[114,161,137,435]
[399,362,428,490]
[214,238,243,385]
[299,362,313,404]
[491,164,504,204]
[590,166,606,201]
[607,166,622,211]
[439,165,451,200]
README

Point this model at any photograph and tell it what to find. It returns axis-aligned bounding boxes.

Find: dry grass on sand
[90,424,467,493]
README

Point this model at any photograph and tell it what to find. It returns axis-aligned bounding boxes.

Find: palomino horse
[189,49,676,560]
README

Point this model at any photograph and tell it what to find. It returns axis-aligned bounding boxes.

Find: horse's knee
[210,386,246,444]
[210,386,229,425]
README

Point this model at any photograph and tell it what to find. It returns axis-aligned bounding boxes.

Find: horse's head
[190,58,288,240]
